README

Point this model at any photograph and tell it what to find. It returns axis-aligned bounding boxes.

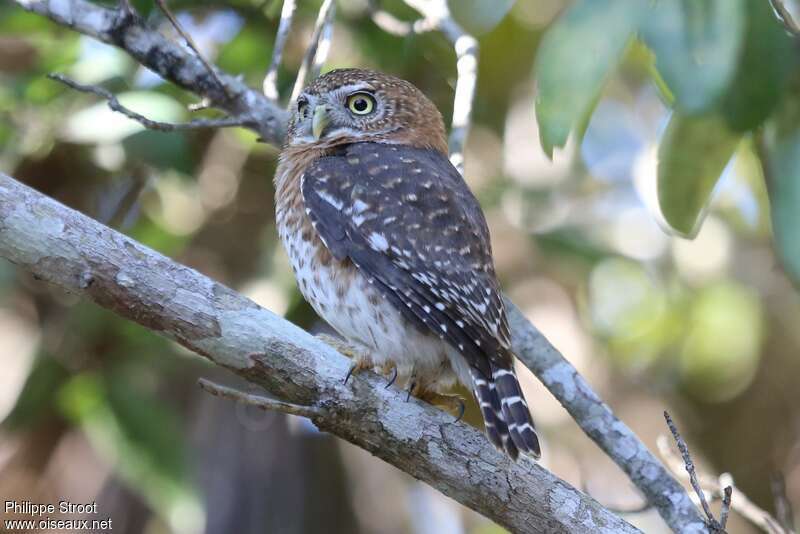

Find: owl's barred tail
[470,368,518,459]
[470,365,541,460]
[493,364,541,459]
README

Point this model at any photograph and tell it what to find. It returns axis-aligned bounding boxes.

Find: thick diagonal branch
[0,173,639,534]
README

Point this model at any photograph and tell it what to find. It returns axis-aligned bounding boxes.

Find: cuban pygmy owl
[275,68,540,460]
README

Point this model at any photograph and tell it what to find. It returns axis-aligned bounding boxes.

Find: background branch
[263,0,297,101]
[398,0,477,174]
[289,0,336,104]
[657,436,793,534]
[49,73,250,131]
[15,0,289,145]
[0,173,641,534]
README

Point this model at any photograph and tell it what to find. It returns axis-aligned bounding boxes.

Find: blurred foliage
[535,0,800,279]
[1,0,800,532]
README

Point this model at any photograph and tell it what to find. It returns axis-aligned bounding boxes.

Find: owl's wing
[301,142,511,378]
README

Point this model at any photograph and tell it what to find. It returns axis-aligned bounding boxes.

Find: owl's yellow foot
[315,334,373,384]
[417,390,467,423]
[316,333,362,359]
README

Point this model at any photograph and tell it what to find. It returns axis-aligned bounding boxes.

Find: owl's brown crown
[288,68,449,155]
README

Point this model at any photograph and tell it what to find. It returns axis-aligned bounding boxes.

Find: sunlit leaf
[642,0,745,114]
[657,113,741,237]
[762,94,800,285]
[61,91,186,144]
[534,0,643,157]
[449,0,516,36]
[720,0,794,131]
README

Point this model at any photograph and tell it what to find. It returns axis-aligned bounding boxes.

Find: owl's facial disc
[290,83,390,145]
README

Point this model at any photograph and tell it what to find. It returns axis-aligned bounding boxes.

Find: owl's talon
[385,366,398,389]
[316,333,361,359]
[405,381,416,402]
[344,363,356,385]
[316,334,373,383]
[453,398,466,423]
[418,391,467,421]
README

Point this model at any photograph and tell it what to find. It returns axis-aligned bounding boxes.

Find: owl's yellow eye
[347,93,375,115]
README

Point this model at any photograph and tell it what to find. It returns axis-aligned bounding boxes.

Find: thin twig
[263,0,296,101]
[769,0,800,37]
[366,0,437,36]
[658,434,793,534]
[49,74,250,131]
[102,166,149,228]
[664,411,723,531]
[154,0,231,99]
[289,0,336,105]
[383,0,478,175]
[198,378,323,419]
[720,486,733,530]
[772,473,796,532]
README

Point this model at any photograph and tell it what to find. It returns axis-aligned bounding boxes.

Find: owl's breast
[275,162,388,351]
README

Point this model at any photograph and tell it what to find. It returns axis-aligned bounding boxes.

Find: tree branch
[506,301,707,532]
[657,436,794,534]
[289,0,336,104]
[769,0,800,37]
[49,73,250,131]
[9,0,709,531]
[0,173,640,534]
[14,0,289,145]
[397,0,477,174]
[263,0,296,101]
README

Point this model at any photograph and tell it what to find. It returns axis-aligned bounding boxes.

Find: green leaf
[534,0,643,157]
[657,113,741,237]
[642,0,745,114]
[448,0,516,36]
[123,129,192,173]
[720,0,794,131]
[762,95,800,284]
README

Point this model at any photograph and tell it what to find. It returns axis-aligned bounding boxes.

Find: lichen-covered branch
[0,173,639,534]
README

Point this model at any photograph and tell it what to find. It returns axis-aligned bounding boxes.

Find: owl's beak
[312,105,331,140]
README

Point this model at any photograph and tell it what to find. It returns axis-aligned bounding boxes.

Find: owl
[275,68,540,460]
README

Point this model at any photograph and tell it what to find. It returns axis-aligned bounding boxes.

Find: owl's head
[287,68,448,154]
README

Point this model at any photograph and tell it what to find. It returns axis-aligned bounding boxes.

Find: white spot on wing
[368,232,389,251]
[316,190,344,210]
[353,199,370,213]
